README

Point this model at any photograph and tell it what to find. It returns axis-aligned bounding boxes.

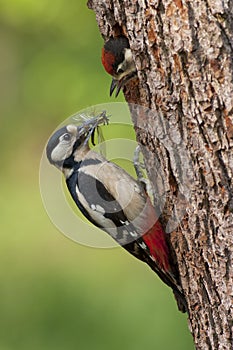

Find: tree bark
[88,1,233,349]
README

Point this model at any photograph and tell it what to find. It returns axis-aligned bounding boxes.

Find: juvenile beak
[110,78,123,97]
[109,72,137,97]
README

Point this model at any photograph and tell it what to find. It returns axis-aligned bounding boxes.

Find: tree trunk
[88,0,233,348]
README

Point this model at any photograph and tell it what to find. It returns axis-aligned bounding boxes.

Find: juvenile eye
[117,68,124,74]
[63,133,71,141]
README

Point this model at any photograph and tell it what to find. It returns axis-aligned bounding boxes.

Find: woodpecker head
[46,124,88,172]
[101,36,136,97]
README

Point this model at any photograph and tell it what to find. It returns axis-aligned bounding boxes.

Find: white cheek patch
[124,48,133,62]
[117,62,124,74]
[51,144,72,162]
[116,48,135,80]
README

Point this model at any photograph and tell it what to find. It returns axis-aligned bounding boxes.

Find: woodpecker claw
[133,146,144,181]
[133,146,153,197]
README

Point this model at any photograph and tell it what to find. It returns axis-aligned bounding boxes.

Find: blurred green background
[0,1,194,349]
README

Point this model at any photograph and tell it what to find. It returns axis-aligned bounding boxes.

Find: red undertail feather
[143,221,170,273]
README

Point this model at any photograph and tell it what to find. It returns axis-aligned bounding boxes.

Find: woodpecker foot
[133,146,152,195]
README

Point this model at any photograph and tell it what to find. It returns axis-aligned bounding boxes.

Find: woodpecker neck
[73,143,90,163]
[59,143,89,178]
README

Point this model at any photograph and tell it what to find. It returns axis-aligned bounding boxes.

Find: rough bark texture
[88,1,233,349]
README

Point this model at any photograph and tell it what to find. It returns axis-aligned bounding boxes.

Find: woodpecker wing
[73,165,186,306]
[71,152,168,266]
[71,167,141,245]
[77,151,149,223]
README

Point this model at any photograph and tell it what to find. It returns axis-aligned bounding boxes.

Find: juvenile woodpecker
[46,122,187,312]
[101,36,137,97]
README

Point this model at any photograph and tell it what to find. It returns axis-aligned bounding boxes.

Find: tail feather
[130,217,187,313]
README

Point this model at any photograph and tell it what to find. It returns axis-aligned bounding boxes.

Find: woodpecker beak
[110,78,123,97]
[110,72,137,97]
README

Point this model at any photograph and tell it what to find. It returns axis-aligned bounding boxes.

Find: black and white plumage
[46,123,187,312]
[47,124,150,245]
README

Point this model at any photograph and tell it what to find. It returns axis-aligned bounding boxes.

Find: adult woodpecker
[46,119,187,312]
[101,36,137,97]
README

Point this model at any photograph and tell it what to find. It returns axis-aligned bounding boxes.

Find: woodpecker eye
[117,68,124,74]
[63,133,71,141]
